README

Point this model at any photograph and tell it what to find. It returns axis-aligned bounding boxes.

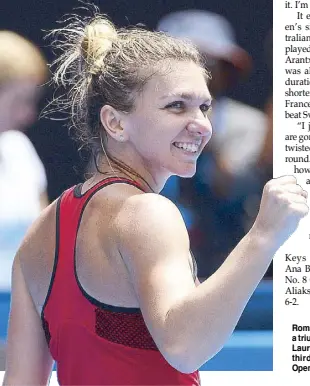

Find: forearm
[165,228,277,372]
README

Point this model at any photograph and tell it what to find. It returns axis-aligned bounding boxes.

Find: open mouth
[172,141,200,154]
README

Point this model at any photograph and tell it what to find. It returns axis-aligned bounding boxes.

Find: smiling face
[121,60,212,179]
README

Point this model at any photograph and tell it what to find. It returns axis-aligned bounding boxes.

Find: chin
[178,171,196,178]
[174,164,197,178]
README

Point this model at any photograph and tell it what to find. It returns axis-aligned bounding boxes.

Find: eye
[200,104,212,116]
[165,101,185,110]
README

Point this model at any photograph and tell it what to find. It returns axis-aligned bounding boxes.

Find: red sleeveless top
[41,177,200,385]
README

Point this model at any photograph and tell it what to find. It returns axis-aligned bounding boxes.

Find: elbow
[174,361,200,375]
[163,339,226,374]
[161,311,199,373]
[160,309,226,373]
[162,344,200,374]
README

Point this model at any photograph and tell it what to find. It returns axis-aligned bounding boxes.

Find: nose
[186,118,212,137]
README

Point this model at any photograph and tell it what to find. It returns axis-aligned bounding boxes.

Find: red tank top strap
[73,177,146,200]
[41,177,201,385]
[61,176,144,269]
[57,176,146,271]
[42,177,146,327]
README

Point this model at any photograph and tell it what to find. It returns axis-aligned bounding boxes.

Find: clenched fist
[252,176,308,247]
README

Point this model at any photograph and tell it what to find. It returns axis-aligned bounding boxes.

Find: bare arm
[3,256,54,385]
[116,177,308,373]
[164,228,274,371]
[39,191,49,211]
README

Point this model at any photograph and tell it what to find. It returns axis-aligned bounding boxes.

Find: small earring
[119,134,124,141]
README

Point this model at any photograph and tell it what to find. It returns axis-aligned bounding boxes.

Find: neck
[94,154,166,194]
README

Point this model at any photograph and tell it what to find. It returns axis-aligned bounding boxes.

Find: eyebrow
[160,92,213,103]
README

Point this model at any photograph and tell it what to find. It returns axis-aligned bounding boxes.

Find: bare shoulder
[16,199,58,311]
[111,191,195,358]
[18,199,57,260]
[115,191,189,245]
[89,182,188,245]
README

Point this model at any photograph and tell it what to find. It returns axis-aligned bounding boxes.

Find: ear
[100,105,128,142]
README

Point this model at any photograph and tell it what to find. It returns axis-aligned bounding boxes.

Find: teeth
[174,142,200,153]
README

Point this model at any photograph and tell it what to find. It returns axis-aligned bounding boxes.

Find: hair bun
[81,19,117,74]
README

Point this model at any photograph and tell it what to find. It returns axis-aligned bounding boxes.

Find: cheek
[129,115,158,144]
[127,110,179,156]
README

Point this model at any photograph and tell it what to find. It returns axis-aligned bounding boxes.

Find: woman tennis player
[3,10,308,386]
